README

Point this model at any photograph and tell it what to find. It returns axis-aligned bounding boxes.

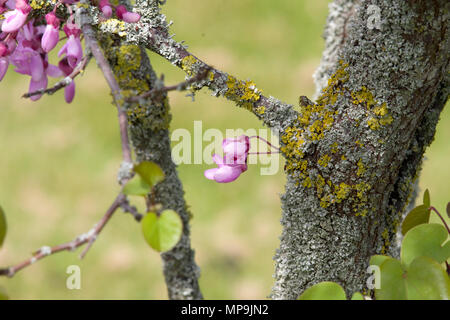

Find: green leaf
[0,206,6,248]
[375,258,407,300]
[401,223,450,266]
[406,256,450,300]
[423,189,430,208]
[122,175,151,196]
[298,282,346,300]
[141,210,182,252]
[369,255,391,268]
[0,286,8,300]
[351,292,364,300]
[134,161,165,188]
[401,204,430,235]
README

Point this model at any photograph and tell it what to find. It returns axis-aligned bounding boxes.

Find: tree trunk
[96,28,203,299]
[271,0,449,299]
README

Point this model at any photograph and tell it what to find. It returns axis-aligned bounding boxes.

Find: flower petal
[28,75,48,101]
[0,57,9,81]
[1,10,27,33]
[204,168,218,180]
[212,165,243,183]
[41,24,59,53]
[64,80,75,103]
[46,63,64,78]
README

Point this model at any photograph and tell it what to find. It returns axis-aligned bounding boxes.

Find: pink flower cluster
[0,0,141,103]
[204,135,250,183]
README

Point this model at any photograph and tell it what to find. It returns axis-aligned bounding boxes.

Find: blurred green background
[0,0,448,299]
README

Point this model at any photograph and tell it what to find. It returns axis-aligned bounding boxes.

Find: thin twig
[248,135,281,151]
[22,54,92,99]
[79,193,125,259]
[80,19,132,164]
[0,193,128,277]
[120,198,143,222]
[429,206,450,234]
[126,67,211,102]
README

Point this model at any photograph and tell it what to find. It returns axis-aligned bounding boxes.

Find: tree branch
[126,66,211,103]
[80,12,133,164]
[22,54,92,99]
[0,193,137,277]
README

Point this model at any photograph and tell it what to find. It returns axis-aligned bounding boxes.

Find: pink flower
[204,135,250,183]
[222,135,250,166]
[9,22,62,100]
[99,0,112,19]
[41,12,60,53]
[204,154,247,183]
[58,57,75,103]
[115,5,140,23]
[0,41,10,81]
[58,23,82,68]
[0,57,8,81]
[1,0,31,33]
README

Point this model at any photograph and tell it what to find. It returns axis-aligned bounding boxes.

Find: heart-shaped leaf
[374,255,450,300]
[134,161,165,188]
[369,255,391,268]
[351,292,364,300]
[406,256,450,300]
[0,206,6,248]
[298,281,346,300]
[375,258,407,300]
[401,223,450,266]
[401,204,430,235]
[123,175,152,196]
[142,210,182,252]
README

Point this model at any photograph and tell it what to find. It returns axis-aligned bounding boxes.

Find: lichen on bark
[271,0,449,299]
[96,28,203,300]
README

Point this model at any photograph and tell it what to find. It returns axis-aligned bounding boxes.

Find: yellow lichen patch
[112,44,150,94]
[350,87,394,130]
[256,105,266,115]
[357,159,366,176]
[181,55,199,76]
[281,61,351,200]
[351,86,377,109]
[223,75,261,112]
[355,140,364,147]
[302,176,312,188]
[208,70,215,82]
[318,154,331,167]
[100,19,127,37]
[379,113,393,126]
[30,0,55,9]
[330,142,339,154]
[367,117,380,130]
[373,103,388,116]
[76,2,90,9]
[315,174,326,197]
[335,183,351,203]
[380,228,391,254]
[355,209,368,217]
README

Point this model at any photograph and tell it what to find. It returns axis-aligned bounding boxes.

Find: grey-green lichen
[272,0,449,299]
[29,0,449,300]
[95,3,203,299]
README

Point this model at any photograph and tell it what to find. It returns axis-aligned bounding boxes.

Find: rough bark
[271,0,449,299]
[96,0,448,298]
[92,2,203,299]
[27,0,449,299]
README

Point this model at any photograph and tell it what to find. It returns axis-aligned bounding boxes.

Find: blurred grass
[0,0,448,299]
